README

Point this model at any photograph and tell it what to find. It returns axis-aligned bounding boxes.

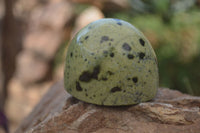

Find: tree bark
[0,0,22,109]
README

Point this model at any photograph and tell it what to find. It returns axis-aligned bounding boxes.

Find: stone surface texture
[16,81,200,133]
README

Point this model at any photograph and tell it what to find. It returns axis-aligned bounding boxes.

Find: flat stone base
[16,81,200,133]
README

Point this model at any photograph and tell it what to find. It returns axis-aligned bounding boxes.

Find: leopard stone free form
[64,18,159,106]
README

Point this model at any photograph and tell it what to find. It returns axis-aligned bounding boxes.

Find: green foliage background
[108,1,200,96]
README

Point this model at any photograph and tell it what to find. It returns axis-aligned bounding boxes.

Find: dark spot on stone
[139,52,145,59]
[123,90,126,93]
[100,36,109,43]
[84,89,87,92]
[75,55,77,58]
[123,53,126,56]
[79,71,91,82]
[110,87,122,93]
[139,38,145,46]
[76,81,83,91]
[109,43,111,46]
[85,36,89,40]
[100,93,103,96]
[110,38,114,41]
[127,54,134,59]
[93,95,96,97]
[148,70,151,73]
[79,65,100,82]
[85,93,88,97]
[110,52,114,57]
[80,41,83,43]
[70,52,73,57]
[107,71,114,75]
[117,22,122,25]
[91,53,94,55]
[89,97,93,99]
[113,18,122,25]
[102,77,108,81]
[84,59,87,61]
[132,77,138,83]
[127,78,131,80]
[91,65,100,80]
[122,43,131,51]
